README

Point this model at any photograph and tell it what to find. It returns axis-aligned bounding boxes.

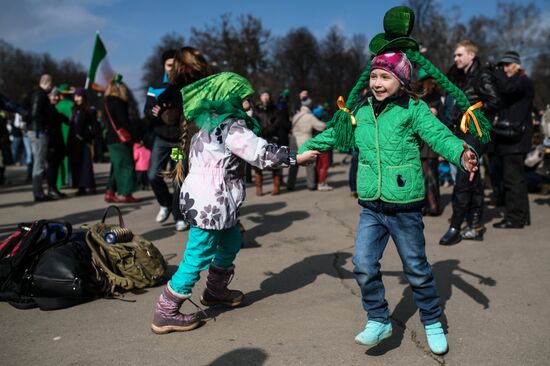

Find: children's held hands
[152,105,161,117]
[461,142,478,181]
[297,150,320,166]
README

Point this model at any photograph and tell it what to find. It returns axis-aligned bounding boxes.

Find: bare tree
[0,40,85,103]
[190,14,270,81]
[272,27,320,98]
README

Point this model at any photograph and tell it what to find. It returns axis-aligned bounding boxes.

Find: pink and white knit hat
[371,51,412,86]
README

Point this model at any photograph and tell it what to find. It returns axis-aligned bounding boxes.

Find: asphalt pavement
[1,153,549,366]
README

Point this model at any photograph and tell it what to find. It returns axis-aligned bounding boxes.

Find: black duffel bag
[26,231,110,310]
[1,221,109,310]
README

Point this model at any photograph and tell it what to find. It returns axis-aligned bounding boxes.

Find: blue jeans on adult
[353,206,442,325]
[147,136,184,221]
[11,135,32,165]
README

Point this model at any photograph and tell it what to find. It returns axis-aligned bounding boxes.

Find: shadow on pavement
[203,252,354,320]
[243,210,310,247]
[534,197,550,206]
[141,226,177,242]
[248,252,353,304]
[207,347,269,366]
[366,259,496,356]
[239,202,286,216]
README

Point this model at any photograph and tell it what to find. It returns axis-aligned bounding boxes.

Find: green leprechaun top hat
[369,6,419,55]
[325,6,492,152]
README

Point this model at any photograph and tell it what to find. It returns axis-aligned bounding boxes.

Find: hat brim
[498,57,520,65]
[369,33,419,55]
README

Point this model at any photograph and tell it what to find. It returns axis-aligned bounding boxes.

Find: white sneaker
[175,220,189,231]
[317,183,333,191]
[155,206,170,223]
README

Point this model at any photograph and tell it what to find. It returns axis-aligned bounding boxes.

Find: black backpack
[0,220,108,310]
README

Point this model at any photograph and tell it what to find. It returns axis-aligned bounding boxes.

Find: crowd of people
[0,51,340,230]
[0,5,549,355]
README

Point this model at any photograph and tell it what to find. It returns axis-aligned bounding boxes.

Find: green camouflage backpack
[85,206,167,295]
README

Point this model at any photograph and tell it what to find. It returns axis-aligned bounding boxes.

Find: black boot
[439,227,462,246]
[33,176,54,202]
[48,187,67,198]
[461,212,485,241]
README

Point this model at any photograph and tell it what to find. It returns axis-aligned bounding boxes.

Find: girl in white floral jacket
[151,49,318,334]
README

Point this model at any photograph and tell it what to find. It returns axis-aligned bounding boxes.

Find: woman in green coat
[103,77,138,203]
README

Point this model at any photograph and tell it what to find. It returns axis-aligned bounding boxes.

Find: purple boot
[151,284,200,334]
[200,264,244,307]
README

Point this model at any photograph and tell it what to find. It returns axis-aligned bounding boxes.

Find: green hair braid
[405,49,492,143]
[346,60,372,109]
[326,59,372,152]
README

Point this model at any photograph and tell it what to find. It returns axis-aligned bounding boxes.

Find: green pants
[106,143,136,195]
[170,226,242,295]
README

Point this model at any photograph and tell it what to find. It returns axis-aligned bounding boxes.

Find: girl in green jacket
[299,50,478,355]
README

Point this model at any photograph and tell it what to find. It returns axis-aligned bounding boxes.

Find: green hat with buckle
[368,6,419,55]
[318,5,493,154]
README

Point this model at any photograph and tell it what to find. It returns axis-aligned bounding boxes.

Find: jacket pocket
[383,164,422,202]
[357,162,377,199]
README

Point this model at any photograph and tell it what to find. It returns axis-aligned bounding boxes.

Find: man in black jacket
[491,51,534,229]
[145,49,188,231]
[440,40,500,245]
[27,74,55,202]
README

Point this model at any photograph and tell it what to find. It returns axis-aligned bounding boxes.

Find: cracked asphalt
[1,153,549,366]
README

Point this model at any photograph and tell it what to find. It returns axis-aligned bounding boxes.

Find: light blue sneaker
[355,320,392,347]
[425,322,449,355]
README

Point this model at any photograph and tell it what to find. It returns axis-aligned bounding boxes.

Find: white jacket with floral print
[179,118,296,230]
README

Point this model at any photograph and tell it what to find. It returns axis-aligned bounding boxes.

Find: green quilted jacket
[299,96,466,203]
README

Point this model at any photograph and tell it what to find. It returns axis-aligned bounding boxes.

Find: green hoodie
[299,96,468,204]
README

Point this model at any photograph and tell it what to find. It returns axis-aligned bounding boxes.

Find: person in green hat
[55,84,74,188]
[299,6,493,356]
[151,48,319,334]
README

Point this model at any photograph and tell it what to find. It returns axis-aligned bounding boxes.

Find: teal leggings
[169,226,242,295]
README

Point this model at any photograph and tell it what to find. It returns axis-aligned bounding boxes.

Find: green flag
[85,33,115,90]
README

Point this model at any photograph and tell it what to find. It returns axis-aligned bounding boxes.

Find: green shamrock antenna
[328,6,491,152]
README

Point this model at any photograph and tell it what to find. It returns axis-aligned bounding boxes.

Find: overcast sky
[1,0,549,107]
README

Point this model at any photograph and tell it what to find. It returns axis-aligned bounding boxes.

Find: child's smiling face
[370,69,400,101]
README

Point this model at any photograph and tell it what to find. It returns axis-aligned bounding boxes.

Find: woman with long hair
[67,88,98,195]
[103,75,139,203]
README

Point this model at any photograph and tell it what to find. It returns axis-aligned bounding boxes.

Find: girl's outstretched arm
[226,119,317,169]
[298,127,337,154]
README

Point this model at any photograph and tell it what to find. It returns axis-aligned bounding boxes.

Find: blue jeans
[147,136,184,221]
[170,226,242,295]
[353,207,442,325]
[11,135,32,165]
